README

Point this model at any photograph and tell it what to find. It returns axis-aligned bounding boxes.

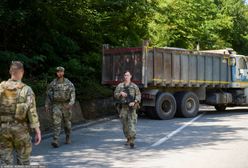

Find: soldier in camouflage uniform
[114,71,141,149]
[0,61,41,165]
[45,66,75,148]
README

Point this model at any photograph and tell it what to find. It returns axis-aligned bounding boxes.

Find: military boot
[51,138,60,148]
[125,137,131,146]
[130,143,134,149]
[65,135,71,144]
[129,138,135,149]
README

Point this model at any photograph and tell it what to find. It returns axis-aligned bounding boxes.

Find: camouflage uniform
[45,77,75,145]
[0,79,40,165]
[114,82,141,147]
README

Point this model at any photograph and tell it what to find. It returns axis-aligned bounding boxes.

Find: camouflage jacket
[114,82,141,104]
[45,77,75,106]
[0,79,40,128]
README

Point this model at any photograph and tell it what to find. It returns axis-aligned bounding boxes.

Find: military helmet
[56,66,65,72]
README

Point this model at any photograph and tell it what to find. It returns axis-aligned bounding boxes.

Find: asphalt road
[31,106,248,168]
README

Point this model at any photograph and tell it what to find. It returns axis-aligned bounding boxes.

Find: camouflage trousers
[119,106,138,144]
[52,103,72,140]
[0,122,32,165]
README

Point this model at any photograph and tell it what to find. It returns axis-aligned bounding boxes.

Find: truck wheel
[175,92,199,118]
[214,105,226,111]
[155,93,177,120]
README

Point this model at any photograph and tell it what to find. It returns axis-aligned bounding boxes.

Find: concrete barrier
[79,97,115,119]
[37,98,116,132]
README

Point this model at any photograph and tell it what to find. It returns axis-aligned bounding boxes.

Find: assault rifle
[119,86,140,110]
[120,86,135,105]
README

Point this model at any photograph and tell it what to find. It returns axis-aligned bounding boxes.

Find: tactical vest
[52,81,71,102]
[118,83,136,104]
[0,81,27,123]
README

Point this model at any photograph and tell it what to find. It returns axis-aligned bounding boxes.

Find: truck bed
[102,47,231,88]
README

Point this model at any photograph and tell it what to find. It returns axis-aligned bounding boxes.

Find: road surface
[31,106,248,168]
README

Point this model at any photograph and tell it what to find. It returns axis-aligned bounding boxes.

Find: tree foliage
[149,0,248,51]
[0,0,248,99]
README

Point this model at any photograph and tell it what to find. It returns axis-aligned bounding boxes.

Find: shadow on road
[31,108,248,168]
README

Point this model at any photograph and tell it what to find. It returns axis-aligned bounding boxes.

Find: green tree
[1,0,248,101]
[91,0,156,46]
[217,0,248,54]
[149,0,235,50]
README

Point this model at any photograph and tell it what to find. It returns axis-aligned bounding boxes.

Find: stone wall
[37,97,116,132]
[79,97,115,119]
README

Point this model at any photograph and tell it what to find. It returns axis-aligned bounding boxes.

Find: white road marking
[151,113,205,147]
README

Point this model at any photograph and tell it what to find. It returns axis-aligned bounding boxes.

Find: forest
[1,0,248,102]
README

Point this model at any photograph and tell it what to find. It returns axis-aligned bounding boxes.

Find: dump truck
[102,44,248,119]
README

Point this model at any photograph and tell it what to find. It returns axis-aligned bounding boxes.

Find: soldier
[114,71,141,149]
[0,61,41,165]
[45,66,75,148]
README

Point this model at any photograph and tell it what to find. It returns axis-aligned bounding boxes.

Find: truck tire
[214,105,226,111]
[175,92,199,118]
[155,93,177,120]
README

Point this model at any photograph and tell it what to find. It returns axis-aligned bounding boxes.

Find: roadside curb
[41,115,117,140]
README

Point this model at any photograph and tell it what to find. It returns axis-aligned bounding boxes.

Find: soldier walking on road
[45,66,75,148]
[114,71,141,149]
[0,61,41,165]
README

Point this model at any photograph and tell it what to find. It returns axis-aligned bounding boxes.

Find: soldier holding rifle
[114,71,141,149]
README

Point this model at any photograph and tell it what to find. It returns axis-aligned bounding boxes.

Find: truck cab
[231,55,248,84]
